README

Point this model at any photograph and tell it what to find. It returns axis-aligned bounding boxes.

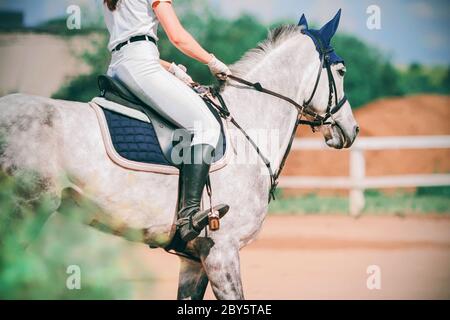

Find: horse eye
[338,69,346,77]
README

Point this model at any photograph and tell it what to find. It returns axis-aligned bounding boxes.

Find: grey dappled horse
[0,18,358,299]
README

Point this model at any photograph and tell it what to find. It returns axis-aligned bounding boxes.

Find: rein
[226,56,347,127]
[205,33,347,202]
[227,74,327,127]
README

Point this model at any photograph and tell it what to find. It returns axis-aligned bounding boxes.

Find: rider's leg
[176,143,214,241]
[109,44,227,241]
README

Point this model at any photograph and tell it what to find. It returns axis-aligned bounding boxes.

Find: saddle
[89,75,229,174]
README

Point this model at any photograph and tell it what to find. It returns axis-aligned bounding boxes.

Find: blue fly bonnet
[298,9,344,66]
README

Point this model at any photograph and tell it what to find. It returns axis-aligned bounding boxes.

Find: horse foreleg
[177,256,209,300]
[200,240,244,300]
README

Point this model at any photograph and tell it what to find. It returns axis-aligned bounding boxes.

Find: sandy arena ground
[122,215,450,300]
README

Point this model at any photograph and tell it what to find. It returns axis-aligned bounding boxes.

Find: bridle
[300,29,348,125]
[228,30,347,127]
[207,30,348,201]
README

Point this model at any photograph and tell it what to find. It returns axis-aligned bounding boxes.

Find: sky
[0,0,449,65]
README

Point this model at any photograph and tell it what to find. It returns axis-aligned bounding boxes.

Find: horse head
[299,10,359,149]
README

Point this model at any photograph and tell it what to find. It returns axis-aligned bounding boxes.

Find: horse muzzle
[322,122,359,149]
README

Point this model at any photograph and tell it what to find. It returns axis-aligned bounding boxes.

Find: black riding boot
[176,144,228,242]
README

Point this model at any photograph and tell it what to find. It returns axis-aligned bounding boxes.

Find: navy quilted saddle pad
[102,108,225,167]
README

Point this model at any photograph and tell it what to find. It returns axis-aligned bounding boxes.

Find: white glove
[168,63,193,84]
[207,54,231,80]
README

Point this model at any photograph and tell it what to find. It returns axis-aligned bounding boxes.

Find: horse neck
[221,35,315,171]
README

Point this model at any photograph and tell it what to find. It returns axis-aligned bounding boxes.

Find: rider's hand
[207,54,231,80]
[168,63,194,85]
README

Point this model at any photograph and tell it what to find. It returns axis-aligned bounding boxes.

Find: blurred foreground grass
[269,187,450,215]
[0,172,150,299]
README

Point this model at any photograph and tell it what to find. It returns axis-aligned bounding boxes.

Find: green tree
[53,35,109,102]
[399,63,450,95]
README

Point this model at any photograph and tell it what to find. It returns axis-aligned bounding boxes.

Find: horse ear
[319,9,341,43]
[298,14,308,29]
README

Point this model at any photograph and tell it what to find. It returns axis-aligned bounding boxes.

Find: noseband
[207,32,348,201]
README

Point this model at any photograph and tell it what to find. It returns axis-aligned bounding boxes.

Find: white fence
[278,135,450,216]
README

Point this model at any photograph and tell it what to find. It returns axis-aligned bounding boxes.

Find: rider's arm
[153,1,212,64]
[153,1,231,78]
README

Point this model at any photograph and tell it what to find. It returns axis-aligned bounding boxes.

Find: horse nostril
[354,126,360,136]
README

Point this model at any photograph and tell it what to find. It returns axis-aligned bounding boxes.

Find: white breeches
[107,40,220,148]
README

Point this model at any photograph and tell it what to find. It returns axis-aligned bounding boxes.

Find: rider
[103,0,231,241]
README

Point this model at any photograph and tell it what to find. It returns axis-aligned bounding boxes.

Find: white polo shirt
[103,0,172,51]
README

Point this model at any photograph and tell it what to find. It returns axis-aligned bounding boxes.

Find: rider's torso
[103,0,168,52]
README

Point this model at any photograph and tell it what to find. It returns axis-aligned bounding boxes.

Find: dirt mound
[283,95,450,193]
[355,95,450,136]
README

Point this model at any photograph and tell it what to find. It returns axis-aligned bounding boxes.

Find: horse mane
[230,24,304,77]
